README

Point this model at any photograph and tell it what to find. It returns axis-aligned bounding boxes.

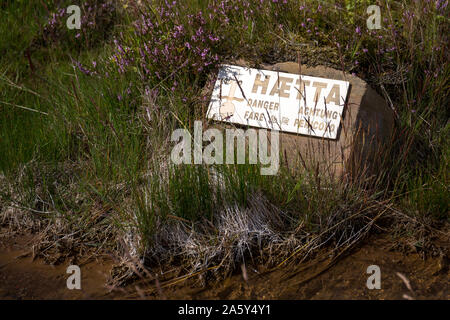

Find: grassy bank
[0,0,448,285]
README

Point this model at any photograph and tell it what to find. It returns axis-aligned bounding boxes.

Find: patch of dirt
[0,234,117,299]
[145,236,448,300]
[0,233,448,300]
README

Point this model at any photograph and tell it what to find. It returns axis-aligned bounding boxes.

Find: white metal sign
[206,65,349,139]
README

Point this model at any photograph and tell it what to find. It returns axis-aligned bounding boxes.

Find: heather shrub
[113,1,222,86]
[32,0,118,51]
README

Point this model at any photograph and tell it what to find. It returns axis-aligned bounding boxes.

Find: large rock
[263,62,395,178]
[202,61,395,178]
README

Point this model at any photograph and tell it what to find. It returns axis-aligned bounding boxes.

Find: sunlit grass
[0,0,447,280]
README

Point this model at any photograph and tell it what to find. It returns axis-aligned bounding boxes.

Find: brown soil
[0,234,116,299]
[0,233,448,300]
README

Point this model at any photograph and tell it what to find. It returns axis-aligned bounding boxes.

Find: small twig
[396,272,413,292]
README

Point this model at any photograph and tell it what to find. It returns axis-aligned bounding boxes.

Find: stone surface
[204,61,395,178]
[265,62,395,178]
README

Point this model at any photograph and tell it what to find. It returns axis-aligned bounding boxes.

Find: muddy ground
[0,233,448,300]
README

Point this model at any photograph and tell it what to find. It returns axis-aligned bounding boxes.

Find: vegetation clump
[0,0,448,289]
